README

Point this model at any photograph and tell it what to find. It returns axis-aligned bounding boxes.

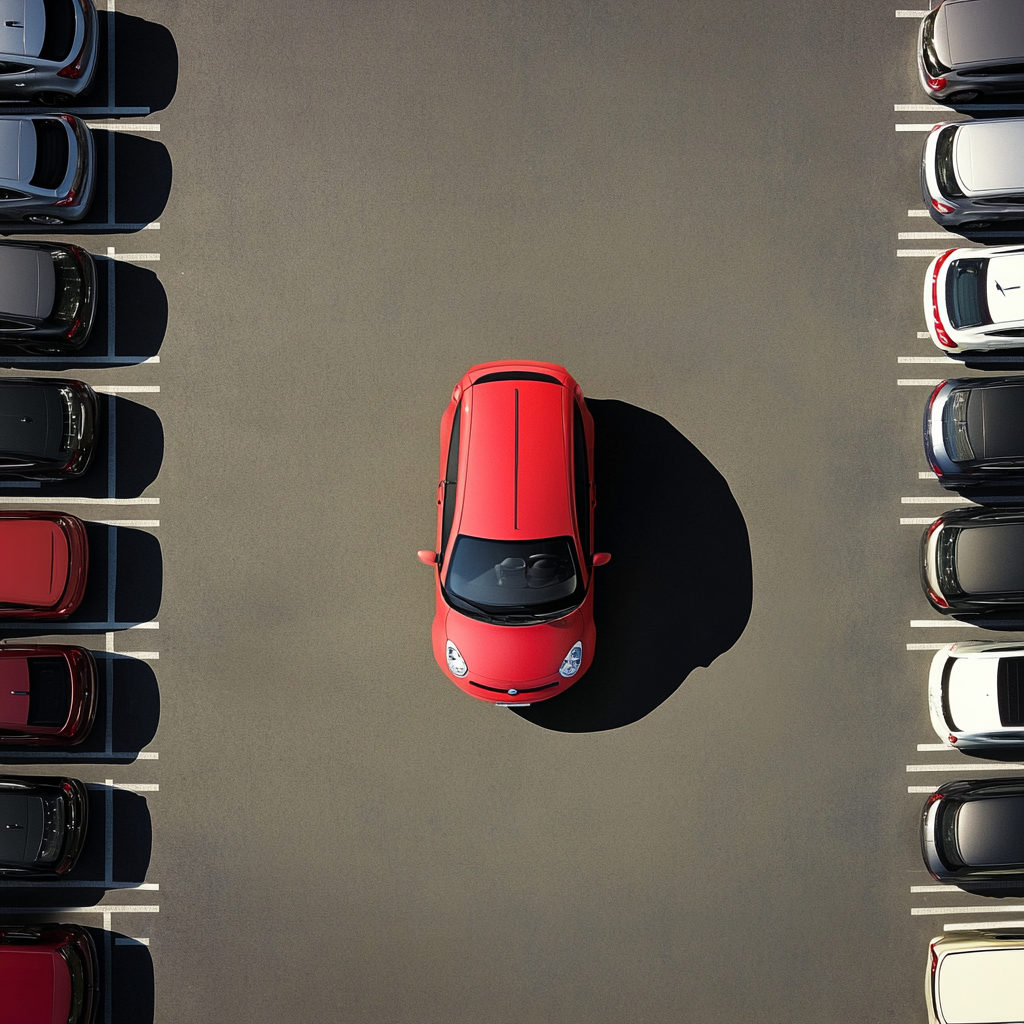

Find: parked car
[0,510,88,619]
[0,922,98,1024]
[919,0,1024,104]
[0,0,98,104]
[921,507,1024,615]
[0,241,96,353]
[921,118,1024,228]
[0,113,94,224]
[417,361,610,705]
[923,245,1024,353]
[928,641,1024,748]
[0,644,96,746]
[0,773,88,877]
[924,376,1024,487]
[0,378,97,478]
[926,931,1024,1024]
[921,777,1024,891]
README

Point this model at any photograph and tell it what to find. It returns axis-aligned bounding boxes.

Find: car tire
[35,92,74,105]
[25,214,65,226]
[946,90,981,103]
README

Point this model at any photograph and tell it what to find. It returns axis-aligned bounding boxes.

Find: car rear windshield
[36,794,65,863]
[446,535,581,620]
[39,0,76,62]
[999,657,1024,727]
[29,120,69,191]
[26,657,70,728]
[944,388,975,463]
[923,10,951,77]
[947,259,991,328]
[938,527,965,597]
[49,250,82,325]
[940,801,966,871]
[936,126,965,199]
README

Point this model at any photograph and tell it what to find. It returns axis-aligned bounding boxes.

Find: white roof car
[927,932,1024,1024]
[923,245,1024,353]
[928,642,1024,749]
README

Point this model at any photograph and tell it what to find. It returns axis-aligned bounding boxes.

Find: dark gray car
[921,506,1024,614]
[919,0,1024,103]
[922,778,1024,892]
[0,240,95,352]
[924,376,1024,488]
[0,376,97,478]
[0,774,88,877]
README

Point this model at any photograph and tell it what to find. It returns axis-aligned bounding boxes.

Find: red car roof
[0,520,69,608]
[0,947,71,1024]
[458,379,572,540]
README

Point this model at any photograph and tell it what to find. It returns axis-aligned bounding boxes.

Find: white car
[927,932,1024,1024]
[928,641,1024,749]
[924,244,1024,353]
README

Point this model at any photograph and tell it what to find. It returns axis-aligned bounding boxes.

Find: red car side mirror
[593,552,611,567]
[417,550,437,565]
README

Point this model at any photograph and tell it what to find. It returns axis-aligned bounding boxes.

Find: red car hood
[0,521,68,608]
[0,657,30,727]
[445,606,584,683]
[0,948,71,1024]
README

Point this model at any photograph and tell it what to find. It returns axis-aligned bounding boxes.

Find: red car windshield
[445,535,581,620]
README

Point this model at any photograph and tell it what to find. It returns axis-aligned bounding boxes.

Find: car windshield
[49,250,82,325]
[445,535,581,620]
[947,259,991,328]
[938,527,965,597]
[936,126,965,199]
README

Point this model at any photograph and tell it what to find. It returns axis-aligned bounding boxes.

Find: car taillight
[927,76,947,91]
[927,584,949,608]
[54,187,76,208]
[931,249,958,348]
[62,781,73,795]
[926,382,946,476]
[949,734,958,744]
[930,942,939,975]
[931,198,955,215]
[57,3,89,80]
[926,790,944,806]
[65,317,81,339]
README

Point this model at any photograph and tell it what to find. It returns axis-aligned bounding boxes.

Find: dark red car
[0,923,98,1024]
[418,361,610,705]
[0,512,88,620]
[0,645,97,747]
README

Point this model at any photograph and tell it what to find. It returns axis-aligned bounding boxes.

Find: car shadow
[91,10,179,114]
[0,258,167,370]
[0,785,152,909]
[0,654,160,766]
[0,394,162,498]
[0,522,162,639]
[94,926,156,1024]
[954,745,1024,764]
[515,398,752,733]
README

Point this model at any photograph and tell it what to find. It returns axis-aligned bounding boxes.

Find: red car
[0,512,88,620]
[0,923,98,1024]
[418,361,610,705]
[0,645,97,747]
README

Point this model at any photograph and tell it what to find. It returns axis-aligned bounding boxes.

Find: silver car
[0,113,94,224]
[0,0,98,104]
[922,117,1024,227]
[919,0,1024,104]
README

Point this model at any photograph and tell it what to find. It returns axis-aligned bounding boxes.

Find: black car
[0,377,98,479]
[921,506,1024,614]
[919,0,1024,104]
[0,241,96,354]
[922,777,1024,891]
[0,774,88,877]
[925,376,1024,489]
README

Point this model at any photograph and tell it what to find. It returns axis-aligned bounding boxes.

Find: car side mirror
[417,550,437,565]
[592,552,611,567]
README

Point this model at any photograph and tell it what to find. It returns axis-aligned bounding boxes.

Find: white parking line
[918,331,932,338]
[902,496,972,503]
[912,884,961,892]
[898,378,943,385]
[909,785,936,792]
[92,386,160,394]
[919,471,940,477]
[86,123,160,132]
[909,210,932,217]
[902,517,937,524]
[898,250,958,257]
[914,904,1024,915]
[908,762,1024,771]
[912,620,978,627]
[908,643,947,650]
[106,247,160,262]
[946,919,1024,930]
[897,123,941,131]
[896,10,927,16]
[917,743,949,751]
[900,357,948,364]
[94,520,159,527]
[0,905,160,914]
[116,652,160,660]
[896,104,944,111]
[900,231,959,239]
[0,497,159,504]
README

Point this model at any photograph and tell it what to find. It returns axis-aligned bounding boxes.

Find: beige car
[927,931,1024,1023]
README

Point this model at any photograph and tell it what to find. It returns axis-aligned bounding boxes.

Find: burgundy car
[0,923,98,1024]
[0,645,96,747]
[0,511,88,620]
